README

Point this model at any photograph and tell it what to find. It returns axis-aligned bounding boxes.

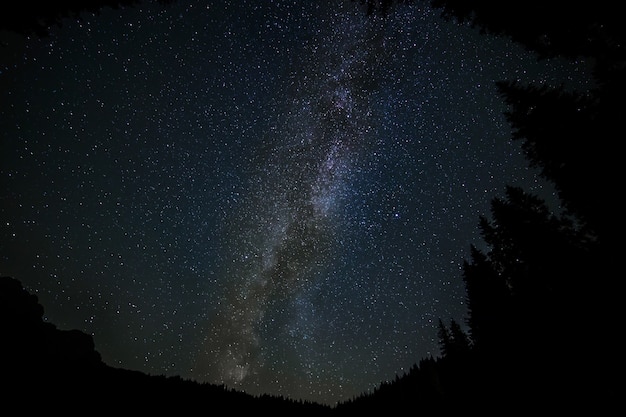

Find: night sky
[0,0,590,405]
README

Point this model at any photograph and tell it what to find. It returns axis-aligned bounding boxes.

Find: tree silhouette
[437,319,452,357]
[478,186,589,305]
[447,320,470,355]
[431,0,623,248]
[465,188,603,405]
[461,245,511,354]
[437,319,470,360]
[343,0,623,411]
[496,81,616,242]
[430,1,622,409]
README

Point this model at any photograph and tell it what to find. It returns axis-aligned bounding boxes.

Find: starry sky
[0,0,590,405]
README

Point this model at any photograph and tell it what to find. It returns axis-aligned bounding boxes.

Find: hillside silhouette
[0,276,330,414]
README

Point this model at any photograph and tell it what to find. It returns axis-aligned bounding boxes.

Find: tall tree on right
[461,245,511,355]
[355,0,623,409]
[430,0,624,245]
[429,0,624,409]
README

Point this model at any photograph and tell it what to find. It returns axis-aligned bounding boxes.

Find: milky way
[195,8,386,388]
[0,0,589,405]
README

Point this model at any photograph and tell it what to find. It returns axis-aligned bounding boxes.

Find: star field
[0,0,590,405]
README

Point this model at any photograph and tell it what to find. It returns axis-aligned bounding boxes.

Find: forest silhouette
[2,0,622,413]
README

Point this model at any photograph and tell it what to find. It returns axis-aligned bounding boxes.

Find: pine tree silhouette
[462,245,511,354]
[348,1,624,410]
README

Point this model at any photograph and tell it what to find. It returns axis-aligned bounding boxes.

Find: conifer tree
[462,246,511,352]
[437,319,452,358]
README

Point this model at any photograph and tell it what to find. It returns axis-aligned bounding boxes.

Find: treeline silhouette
[0,276,330,414]
[338,0,623,413]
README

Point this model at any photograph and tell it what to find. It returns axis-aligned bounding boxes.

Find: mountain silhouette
[0,276,330,414]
